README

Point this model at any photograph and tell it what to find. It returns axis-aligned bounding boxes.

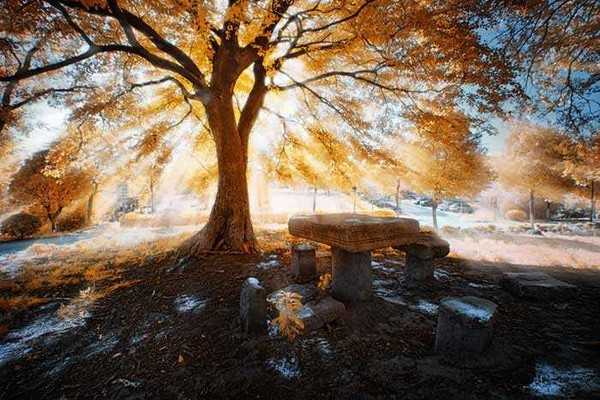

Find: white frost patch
[247,277,262,288]
[384,259,403,265]
[443,298,493,321]
[257,254,280,270]
[468,282,499,289]
[373,279,395,288]
[266,355,301,379]
[174,295,207,313]
[0,342,32,366]
[381,295,408,306]
[372,262,398,274]
[302,337,335,360]
[83,333,119,359]
[267,320,280,338]
[374,285,408,306]
[411,300,439,316]
[114,378,142,389]
[434,269,450,280]
[528,362,600,397]
[0,289,95,366]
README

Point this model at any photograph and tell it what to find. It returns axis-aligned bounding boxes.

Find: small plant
[269,291,304,342]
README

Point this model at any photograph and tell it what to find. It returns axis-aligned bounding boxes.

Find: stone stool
[394,233,450,286]
[291,243,317,283]
[435,296,497,356]
[240,277,267,334]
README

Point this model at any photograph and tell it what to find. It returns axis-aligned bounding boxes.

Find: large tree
[9,150,92,232]
[561,135,600,221]
[1,0,537,254]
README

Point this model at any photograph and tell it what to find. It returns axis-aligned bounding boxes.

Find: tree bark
[183,94,258,255]
[150,176,155,213]
[181,45,268,256]
[529,189,535,230]
[87,182,98,224]
[590,181,596,222]
[47,207,62,232]
[432,200,438,231]
[395,180,400,211]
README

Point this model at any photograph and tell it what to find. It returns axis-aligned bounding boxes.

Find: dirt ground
[1,233,600,399]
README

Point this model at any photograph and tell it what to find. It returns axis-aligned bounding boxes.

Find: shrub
[0,213,41,240]
[505,208,528,222]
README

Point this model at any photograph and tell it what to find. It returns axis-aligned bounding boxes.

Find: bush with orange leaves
[269,291,305,342]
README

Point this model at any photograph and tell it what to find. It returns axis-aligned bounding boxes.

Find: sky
[14,100,69,159]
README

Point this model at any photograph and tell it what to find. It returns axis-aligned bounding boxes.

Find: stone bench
[393,232,450,286]
[288,213,425,302]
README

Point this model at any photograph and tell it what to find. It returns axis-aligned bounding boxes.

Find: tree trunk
[49,215,56,233]
[591,180,595,222]
[87,182,97,224]
[529,189,535,230]
[150,176,155,213]
[47,208,61,232]
[183,96,257,255]
[395,180,400,211]
[432,200,438,231]
[545,200,551,221]
[312,186,317,213]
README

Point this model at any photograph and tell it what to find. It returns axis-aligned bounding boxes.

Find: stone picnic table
[288,213,449,302]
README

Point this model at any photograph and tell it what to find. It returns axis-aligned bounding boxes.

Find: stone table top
[288,213,420,252]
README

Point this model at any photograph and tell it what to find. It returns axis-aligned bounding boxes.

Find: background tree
[496,123,575,229]
[0,0,521,255]
[496,0,600,134]
[561,135,600,221]
[9,150,92,232]
[403,107,492,230]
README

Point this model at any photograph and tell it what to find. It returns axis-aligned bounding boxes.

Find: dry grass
[2,232,189,314]
[0,295,48,312]
[448,233,600,269]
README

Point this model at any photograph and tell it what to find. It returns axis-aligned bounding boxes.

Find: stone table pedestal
[331,247,372,302]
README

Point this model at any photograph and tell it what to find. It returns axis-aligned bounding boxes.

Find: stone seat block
[435,296,497,355]
[394,232,450,260]
[501,271,576,299]
[240,277,267,334]
[297,296,345,332]
[291,243,317,283]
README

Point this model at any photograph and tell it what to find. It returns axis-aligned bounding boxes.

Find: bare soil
[1,243,599,399]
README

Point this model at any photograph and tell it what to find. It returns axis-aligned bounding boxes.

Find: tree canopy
[1,0,597,253]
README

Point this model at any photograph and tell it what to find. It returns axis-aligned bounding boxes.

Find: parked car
[448,202,474,214]
[415,197,434,207]
[402,191,418,200]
